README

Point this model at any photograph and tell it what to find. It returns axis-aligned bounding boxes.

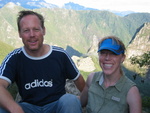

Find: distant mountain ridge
[63,2,98,11]
[0,0,57,9]
[0,3,150,54]
[0,0,136,16]
[0,4,150,111]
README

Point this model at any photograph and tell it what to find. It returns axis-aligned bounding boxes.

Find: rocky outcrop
[126,22,150,59]
[72,56,96,72]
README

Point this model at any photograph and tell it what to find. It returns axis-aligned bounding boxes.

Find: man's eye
[34,29,40,31]
[23,29,29,32]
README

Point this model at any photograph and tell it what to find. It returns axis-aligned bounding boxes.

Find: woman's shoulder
[87,71,102,87]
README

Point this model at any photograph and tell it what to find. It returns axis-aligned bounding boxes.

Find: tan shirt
[87,72,136,113]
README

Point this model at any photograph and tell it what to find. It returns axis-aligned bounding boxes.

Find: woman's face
[98,50,125,76]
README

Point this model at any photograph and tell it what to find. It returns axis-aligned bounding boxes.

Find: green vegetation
[0,5,150,112]
[8,83,18,99]
[142,96,150,109]
[129,51,150,112]
[0,41,17,98]
[80,56,102,80]
[1,6,150,53]
[130,51,150,67]
[80,71,91,80]
[130,51,150,77]
[91,56,101,72]
[0,41,14,63]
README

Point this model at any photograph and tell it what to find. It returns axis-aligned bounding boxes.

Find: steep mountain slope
[0,41,14,63]
[0,3,24,47]
[124,22,150,87]
[126,22,150,59]
[125,13,150,37]
[0,3,150,54]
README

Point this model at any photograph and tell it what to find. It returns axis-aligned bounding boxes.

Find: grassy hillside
[1,4,150,54]
[0,41,14,63]
[78,10,133,45]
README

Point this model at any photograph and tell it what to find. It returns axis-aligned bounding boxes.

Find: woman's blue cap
[98,38,124,55]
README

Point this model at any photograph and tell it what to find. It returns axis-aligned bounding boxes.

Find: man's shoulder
[52,46,65,51]
[10,47,22,54]
[6,48,22,58]
[52,46,67,54]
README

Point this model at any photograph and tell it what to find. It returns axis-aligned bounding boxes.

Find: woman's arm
[80,72,95,107]
[127,86,142,113]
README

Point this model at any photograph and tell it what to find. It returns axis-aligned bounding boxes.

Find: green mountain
[0,40,14,63]
[0,4,150,111]
[0,3,150,54]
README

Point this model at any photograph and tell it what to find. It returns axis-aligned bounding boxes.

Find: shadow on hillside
[66,45,83,57]
[129,23,145,44]
[122,65,150,97]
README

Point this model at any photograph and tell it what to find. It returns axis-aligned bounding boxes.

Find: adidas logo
[25,79,53,90]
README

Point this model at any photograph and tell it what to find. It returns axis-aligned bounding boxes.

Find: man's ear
[43,27,46,35]
[19,32,22,38]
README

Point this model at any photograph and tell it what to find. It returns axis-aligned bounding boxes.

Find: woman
[80,36,142,113]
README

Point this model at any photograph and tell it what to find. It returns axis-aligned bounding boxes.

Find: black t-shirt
[0,45,80,106]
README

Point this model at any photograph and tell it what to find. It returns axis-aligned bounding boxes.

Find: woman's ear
[121,54,126,63]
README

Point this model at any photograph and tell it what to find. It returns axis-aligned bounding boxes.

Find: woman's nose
[105,53,111,60]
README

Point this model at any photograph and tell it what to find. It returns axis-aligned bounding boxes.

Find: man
[0,10,85,113]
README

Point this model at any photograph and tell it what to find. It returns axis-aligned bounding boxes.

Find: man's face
[19,15,45,53]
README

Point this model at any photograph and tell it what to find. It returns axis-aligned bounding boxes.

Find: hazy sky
[44,0,150,13]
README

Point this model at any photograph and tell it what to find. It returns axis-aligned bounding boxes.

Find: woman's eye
[100,51,107,55]
[111,52,116,55]
[100,51,117,56]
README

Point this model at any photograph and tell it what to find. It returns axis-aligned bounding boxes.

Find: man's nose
[30,30,35,37]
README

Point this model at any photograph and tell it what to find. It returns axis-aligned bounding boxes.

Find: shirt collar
[98,72,126,92]
[99,73,104,85]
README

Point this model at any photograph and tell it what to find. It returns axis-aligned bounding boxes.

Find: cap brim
[98,47,121,55]
[98,38,124,55]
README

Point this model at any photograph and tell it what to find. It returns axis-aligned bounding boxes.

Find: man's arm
[80,82,88,107]
[0,79,24,113]
[127,86,142,113]
[74,74,85,92]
